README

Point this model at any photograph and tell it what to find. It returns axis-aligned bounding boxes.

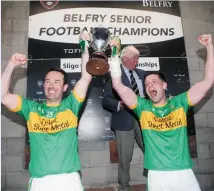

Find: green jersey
[11,91,84,178]
[131,92,193,171]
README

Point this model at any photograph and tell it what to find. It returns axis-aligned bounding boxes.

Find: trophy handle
[90,27,96,34]
[110,36,121,57]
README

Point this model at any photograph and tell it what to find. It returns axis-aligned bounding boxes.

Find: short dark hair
[143,72,166,99]
[143,71,166,84]
[45,68,68,85]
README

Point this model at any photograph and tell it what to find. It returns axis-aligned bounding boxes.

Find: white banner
[137,57,160,71]
[60,58,81,73]
[29,7,183,44]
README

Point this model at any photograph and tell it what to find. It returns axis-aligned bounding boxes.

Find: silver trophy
[86,26,111,75]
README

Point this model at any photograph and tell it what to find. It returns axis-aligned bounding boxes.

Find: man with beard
[1,31,91,191]
[108,34,214,190]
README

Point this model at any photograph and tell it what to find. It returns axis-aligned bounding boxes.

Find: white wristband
[110,56,122,78]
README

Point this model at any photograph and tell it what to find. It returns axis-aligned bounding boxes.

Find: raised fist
[9,53,27,66]
[79,30,90,41]
[198,34,212,47]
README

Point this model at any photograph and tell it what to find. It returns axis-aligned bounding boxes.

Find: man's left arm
[188,34,214,106]
[73,31,92,100]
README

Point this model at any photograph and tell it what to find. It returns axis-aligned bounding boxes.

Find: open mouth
[48,89,55,94]
[149,90,157,98]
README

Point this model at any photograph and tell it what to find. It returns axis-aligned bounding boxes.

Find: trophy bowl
[86,26,111,75]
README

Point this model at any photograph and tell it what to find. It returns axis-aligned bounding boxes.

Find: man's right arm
[109,57,137,109]
[1,53,27,111]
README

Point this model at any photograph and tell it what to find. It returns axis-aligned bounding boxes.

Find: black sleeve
[102,74,121,113]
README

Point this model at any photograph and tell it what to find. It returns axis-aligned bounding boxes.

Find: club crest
[37,80,43,88]
[40,0,59,10]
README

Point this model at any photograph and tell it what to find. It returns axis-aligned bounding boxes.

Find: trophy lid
[90,26,111,52]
